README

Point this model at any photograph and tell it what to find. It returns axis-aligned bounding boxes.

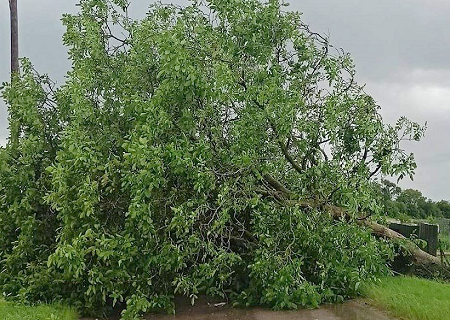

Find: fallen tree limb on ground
[358,220,441,265]
[264,174,442,266]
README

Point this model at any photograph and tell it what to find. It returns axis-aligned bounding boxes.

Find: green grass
[363,276,450,320]
[439,234,450,251]
[0,299,78,320]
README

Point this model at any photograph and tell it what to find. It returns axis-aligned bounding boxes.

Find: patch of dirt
[80,296,398,320]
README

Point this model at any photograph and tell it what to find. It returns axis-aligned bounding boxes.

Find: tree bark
[9,0,19,76]
[337,207,440,265]
[263,174,442,266]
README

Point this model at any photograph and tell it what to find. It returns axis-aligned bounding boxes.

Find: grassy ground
[438,233,450,252]
[0,299,78,320]
[363,276,450,320]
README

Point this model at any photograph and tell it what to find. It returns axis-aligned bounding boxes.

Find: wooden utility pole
[9,0,19,76]
[9,0,19,151]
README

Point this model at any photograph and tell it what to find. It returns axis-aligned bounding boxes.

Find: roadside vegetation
[0,299,77,320]
[363,276,450,320]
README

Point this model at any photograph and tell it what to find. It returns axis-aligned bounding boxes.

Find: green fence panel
[389,223,419,238]
[419,223,439,256]
[389,222,439,256]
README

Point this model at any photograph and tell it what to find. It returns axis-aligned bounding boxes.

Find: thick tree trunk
[10,0,19,76]
[264,174,442,266]
[358,220,441,265]
[328,206,441,265]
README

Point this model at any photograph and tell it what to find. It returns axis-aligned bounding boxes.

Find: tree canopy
[0,0,427,319]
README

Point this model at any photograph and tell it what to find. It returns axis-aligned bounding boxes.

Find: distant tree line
[377,179,450,219]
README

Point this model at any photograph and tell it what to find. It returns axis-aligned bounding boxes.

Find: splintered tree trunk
[10,0,19,76]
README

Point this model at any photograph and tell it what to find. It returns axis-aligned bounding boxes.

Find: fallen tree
[0,0,443,319]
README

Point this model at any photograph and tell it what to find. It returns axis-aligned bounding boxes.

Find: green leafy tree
[380,179,402,201]
[375,179,403,218]
[437,200,450,219]
[396,189,430,219]
[0,0,427,318]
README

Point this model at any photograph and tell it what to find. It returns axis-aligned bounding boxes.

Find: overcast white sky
[1,0,449,201]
